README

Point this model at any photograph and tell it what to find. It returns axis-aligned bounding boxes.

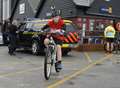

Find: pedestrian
[1,19,10,45]
[114,22,120,53]
[8,20,18,55]
[104,25,116,53]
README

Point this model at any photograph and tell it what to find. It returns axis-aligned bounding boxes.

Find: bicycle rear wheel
[104,42,115,52]
[44,48,53,80]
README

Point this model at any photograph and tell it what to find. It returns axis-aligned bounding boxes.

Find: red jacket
[47,17,64,40]
[48,17,64,31]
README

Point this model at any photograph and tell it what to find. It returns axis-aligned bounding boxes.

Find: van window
[65,23,77,32]
[32,22,48,31]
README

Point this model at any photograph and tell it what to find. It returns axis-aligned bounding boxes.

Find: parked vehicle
[16,19,79,55]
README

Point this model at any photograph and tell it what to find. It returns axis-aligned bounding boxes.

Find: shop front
[8,0,120,50]
[71,17,113,51]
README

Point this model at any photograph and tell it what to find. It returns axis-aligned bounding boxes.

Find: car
[0,33,3,45]
[16,19,80,55]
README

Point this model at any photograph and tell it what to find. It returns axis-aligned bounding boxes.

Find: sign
[19,3,25,14]
[116,22,120,32]
[108,6,112,14]
[73,0,94,7]
[100,6,112,14]
[100,7,108,12]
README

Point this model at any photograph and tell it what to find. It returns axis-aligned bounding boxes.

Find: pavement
[0,46,120,88]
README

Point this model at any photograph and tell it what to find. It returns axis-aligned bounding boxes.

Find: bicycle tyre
[55,61,61,73]
[104,43,115,52]
[114,41,120,54]
[44,47,52,80]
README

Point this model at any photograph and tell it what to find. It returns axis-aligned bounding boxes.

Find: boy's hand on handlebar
[51,30,65,35]
[50,30,60,33]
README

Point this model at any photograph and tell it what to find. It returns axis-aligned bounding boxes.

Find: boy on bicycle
[42,16,66,70]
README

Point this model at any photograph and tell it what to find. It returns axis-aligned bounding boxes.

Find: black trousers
[8,34,17,54]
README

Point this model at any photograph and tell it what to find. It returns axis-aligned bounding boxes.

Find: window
[65,23,77,32]
[32,21,48,31]
[26,23,33,29]
[89,19,95,31]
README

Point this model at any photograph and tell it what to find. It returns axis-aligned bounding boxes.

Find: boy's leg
[56,45,62,61]
[56,45,62,69]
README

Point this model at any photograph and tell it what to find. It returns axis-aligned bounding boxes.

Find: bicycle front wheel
[44,48,52,80]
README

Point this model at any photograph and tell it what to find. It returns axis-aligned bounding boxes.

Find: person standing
[114,22,120,53]
[8,20,18,55]
[104,25,116,53]
[1,19,10,45]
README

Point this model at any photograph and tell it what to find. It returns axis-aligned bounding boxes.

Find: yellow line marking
[84,52,92,63]
[0,59,77,77]
[0,61,75,77]
[104,53,116,63]
[0,67,42,77]
[47,54,113,88]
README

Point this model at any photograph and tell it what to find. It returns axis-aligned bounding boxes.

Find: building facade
[1,0,120,45]
[0,0,11,22]
[1,0,120,22]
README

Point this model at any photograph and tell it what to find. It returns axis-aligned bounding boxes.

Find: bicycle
[104,38,115,53]
[114,39,120,54]
[43,30,64,80]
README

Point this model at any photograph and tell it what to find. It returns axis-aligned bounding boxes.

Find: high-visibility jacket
[104,25,116,38]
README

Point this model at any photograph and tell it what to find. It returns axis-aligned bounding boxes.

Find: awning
[73,0,94,7]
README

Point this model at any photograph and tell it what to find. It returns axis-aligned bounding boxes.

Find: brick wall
[74,44,104,51]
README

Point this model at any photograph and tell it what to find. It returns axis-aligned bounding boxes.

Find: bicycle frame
[104,38,115,53]
[44,31,64,80]
[44,35,58,80]
[48,36,57,65]
[114,39,120,53]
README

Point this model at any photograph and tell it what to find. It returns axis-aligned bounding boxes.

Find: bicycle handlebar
[40,30,65,36]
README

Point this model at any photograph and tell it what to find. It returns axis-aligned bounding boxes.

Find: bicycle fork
[50,45,57,65]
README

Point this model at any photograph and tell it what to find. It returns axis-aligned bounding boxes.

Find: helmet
[53,16,61,23]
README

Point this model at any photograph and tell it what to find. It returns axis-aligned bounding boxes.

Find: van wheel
[32,41,39,55]
[62,49,71,56]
